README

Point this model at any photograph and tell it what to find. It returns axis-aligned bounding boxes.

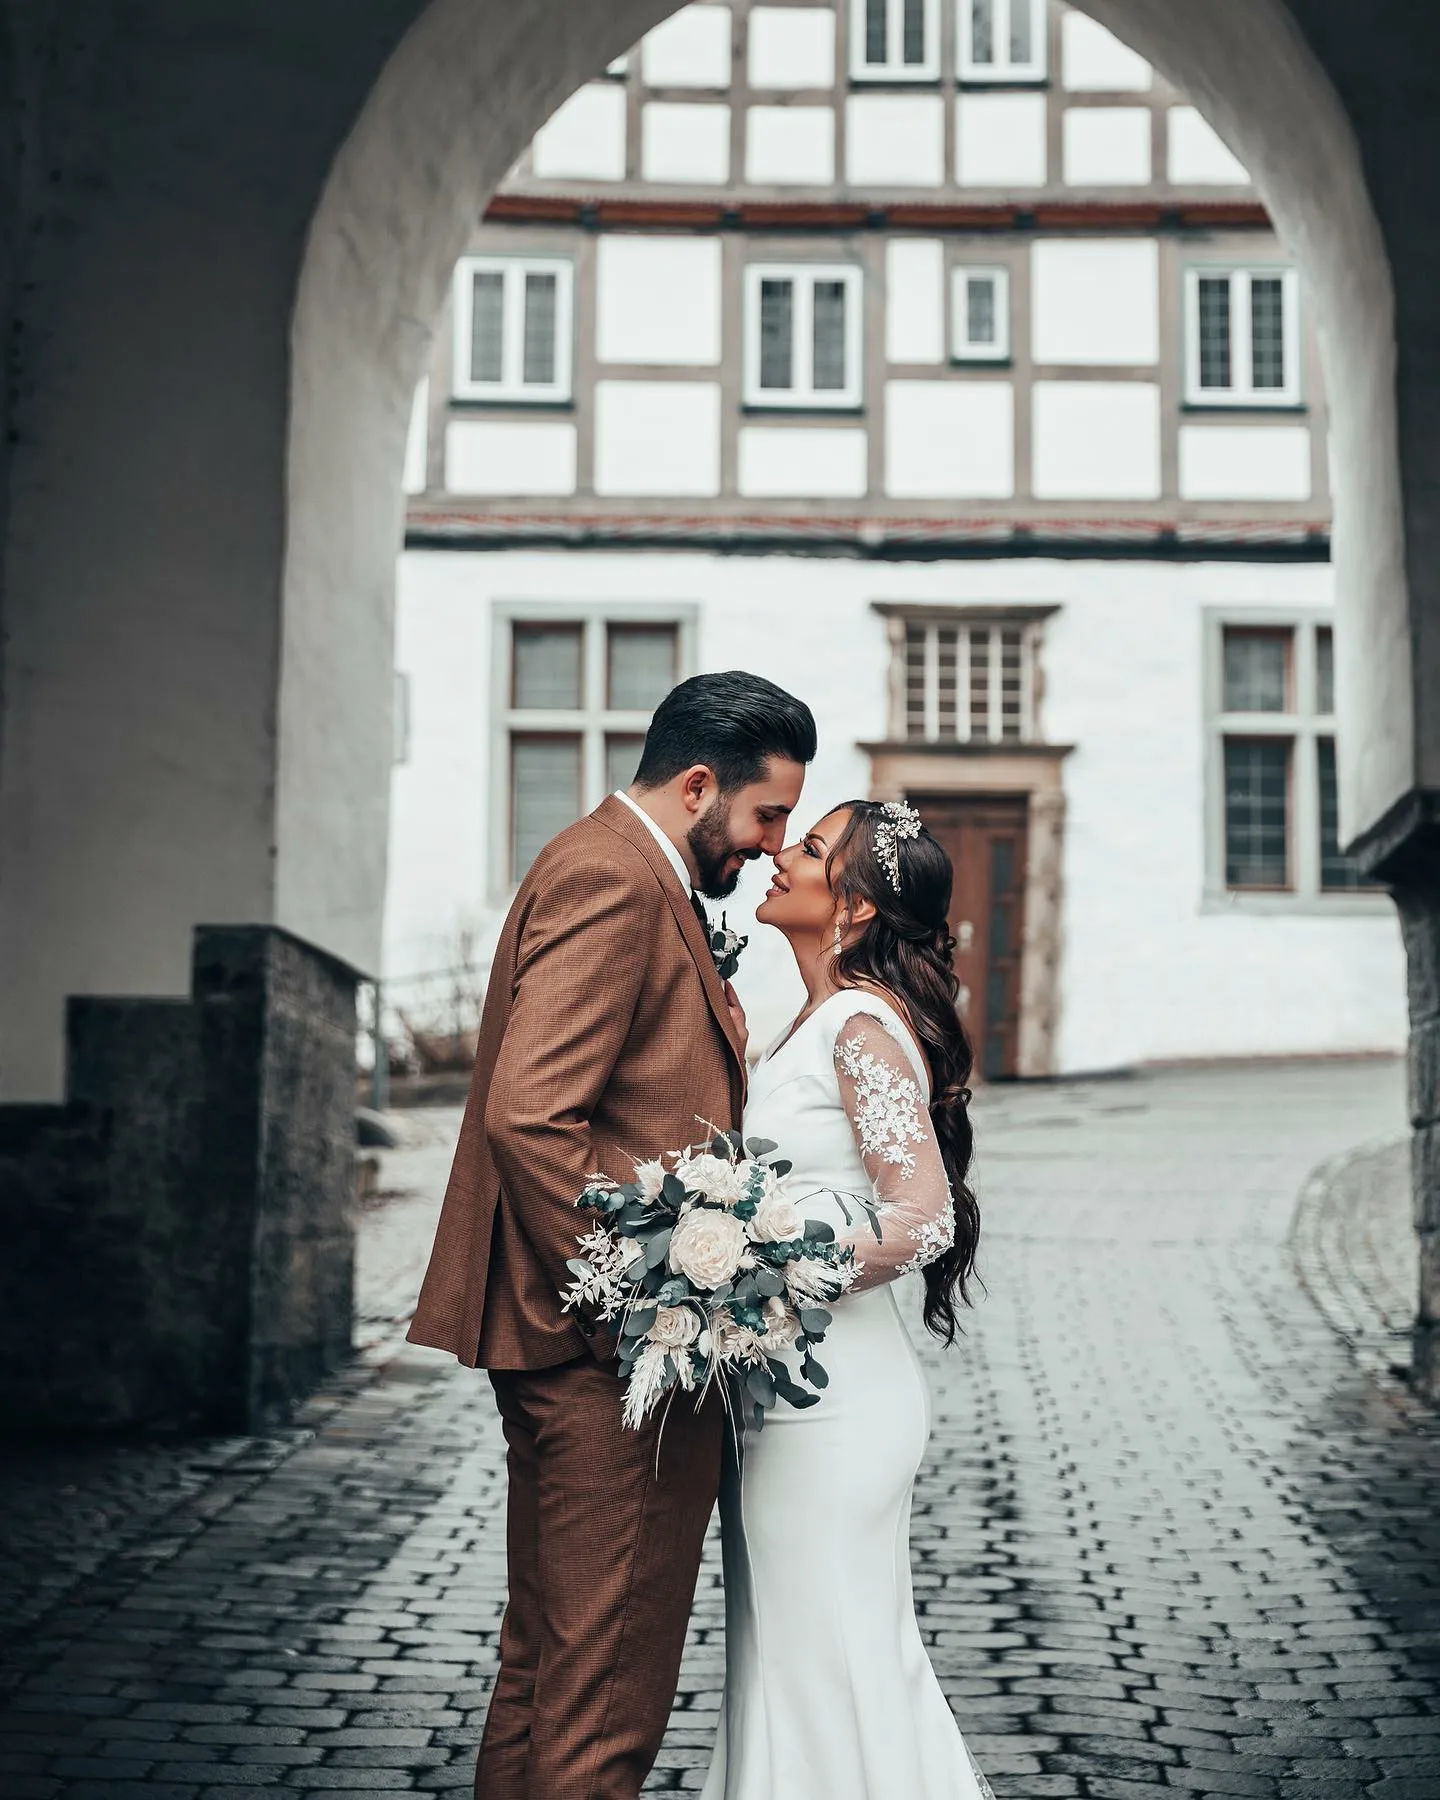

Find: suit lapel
[594,796,747,1073]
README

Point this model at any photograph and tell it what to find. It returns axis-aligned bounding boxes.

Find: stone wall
[0,926,357,1433]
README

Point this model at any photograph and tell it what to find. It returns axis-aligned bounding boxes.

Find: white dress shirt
[614,789,695,899]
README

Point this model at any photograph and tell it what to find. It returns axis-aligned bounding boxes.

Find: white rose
[758,1296,801,1354]
[668,1207,749,1290]
[747,1191,803,1244]
[677,1152,750,1208]
[649,1304,701,1349]
[634,1158,667,1200]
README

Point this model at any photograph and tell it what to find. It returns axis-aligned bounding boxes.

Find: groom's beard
[688,802,758,900]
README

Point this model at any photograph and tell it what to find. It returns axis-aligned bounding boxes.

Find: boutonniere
[706,911,749,982]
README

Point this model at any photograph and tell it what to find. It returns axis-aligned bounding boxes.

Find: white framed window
[959,0,1048,82]
[951,266,1011,361]
[743,264,864,409]
[1204,612,1381,905]
[1184,267,1300,408]
[490,604,698,890]
[881,607,1049,745]
[850,0,941,82]
[451,256,574,404]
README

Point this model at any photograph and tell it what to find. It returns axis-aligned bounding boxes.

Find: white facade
[385,550,1405,1073]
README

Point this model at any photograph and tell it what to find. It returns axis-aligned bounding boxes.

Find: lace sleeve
[831,1012,956,1291]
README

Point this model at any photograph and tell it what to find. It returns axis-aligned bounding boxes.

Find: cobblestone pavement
[5,1059,1440,1800]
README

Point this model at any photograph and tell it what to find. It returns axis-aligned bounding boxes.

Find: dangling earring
[833,921,844,958]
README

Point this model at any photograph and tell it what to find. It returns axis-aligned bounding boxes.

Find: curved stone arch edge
[279,0,1412,975]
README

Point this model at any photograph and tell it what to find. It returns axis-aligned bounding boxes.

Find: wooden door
[914,795,1029,1081]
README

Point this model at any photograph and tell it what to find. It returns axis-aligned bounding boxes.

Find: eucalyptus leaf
[798,1307,832,1336]
[745,1137,778,1157]
[661,1173,688,1208]
[746,1366,776,1408]
[732,1275,760,1307]
[864,1203,884,1243]
[752,1401,766,1432]
[803,1218,835,1243]
[754,1267,784,1299]
[644,1228,673,1268]
[785,1388,821,1409]
[801,1353,829,1389]
[770,1159,793,1177]
[710,1281,733,1308]
[622,1306,657,1339]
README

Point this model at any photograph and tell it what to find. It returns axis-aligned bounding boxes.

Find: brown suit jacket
[407,795,745,1371]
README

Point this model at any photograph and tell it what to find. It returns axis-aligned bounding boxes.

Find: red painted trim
[481,194,1276,232]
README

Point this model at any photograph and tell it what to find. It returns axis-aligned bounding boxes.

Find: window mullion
[797,276,813,400]
[1293,729,1320,897]
[956,628,971,743]
[988,627,1003,742]
[1234,273,1252,401]
[923,625,940,742]
[504,266,522,394]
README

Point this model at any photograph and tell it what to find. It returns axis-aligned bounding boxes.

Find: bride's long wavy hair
[825,800,980,1344]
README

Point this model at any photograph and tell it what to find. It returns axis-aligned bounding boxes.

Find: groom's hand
[723,979,748,1055]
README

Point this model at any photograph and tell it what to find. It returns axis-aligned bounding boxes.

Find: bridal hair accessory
[873,800,923,892]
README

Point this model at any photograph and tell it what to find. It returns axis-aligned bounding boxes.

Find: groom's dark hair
[633,671,817,794]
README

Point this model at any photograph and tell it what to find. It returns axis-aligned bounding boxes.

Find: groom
[408,671,816,1800]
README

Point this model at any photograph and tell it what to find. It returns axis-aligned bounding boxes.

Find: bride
[701,798,994,1800]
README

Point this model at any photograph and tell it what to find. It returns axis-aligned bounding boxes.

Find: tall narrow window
[499,612,689,887]
[951,266,1012,361]
[851,0,940,80]
[744,265,863,408]
[1185,267,1300,406]
[452,256,574,403]
[1209,616,1379,903]
[959,0,1047,80]
[1224,739,1290,890]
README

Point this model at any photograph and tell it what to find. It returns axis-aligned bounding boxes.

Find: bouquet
[563,1128,864,1430]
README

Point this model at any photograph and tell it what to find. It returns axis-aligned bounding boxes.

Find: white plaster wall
[737,427,868,497]
[596,237,723,365]
[1062,13,1152,90]
[444,420,578,495]
[593,380,722,493]
[1032,240,1159,366]
[641,4,733,87]
[642,101,732,182]
[1178,426,1312,502]
[531,82,628,180]
[885,239,945,364]
[1033,381,1162,499]
[746,106,835,185]
[1167,106,1250,186]
[955,94,1048,188]
[1062,106,1153,185]
[748,6,836,88]
[885,381,1015,498]
[386,549,1405,1069]
[846,96,945,187]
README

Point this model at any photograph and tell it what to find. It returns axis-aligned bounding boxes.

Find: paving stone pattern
[4,1060,1440,1798]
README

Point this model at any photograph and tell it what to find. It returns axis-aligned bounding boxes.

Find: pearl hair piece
[873,800,923,893]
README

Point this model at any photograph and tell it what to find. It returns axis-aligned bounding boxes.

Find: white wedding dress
[701,989,996,1800]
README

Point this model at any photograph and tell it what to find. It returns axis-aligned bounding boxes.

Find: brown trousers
[477,1356,723,1800]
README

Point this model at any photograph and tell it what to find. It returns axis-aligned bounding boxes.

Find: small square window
[1185,267,1300,407]
[608,624,678,711]
[1224,738,1290,890]
[1222,628,1290,714]
[851,0,940,82]
[959,0,1048,82]
[513,623,584,710]
[951,266,1011,361]
[744,264,864,409]
[452,256,574,404]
